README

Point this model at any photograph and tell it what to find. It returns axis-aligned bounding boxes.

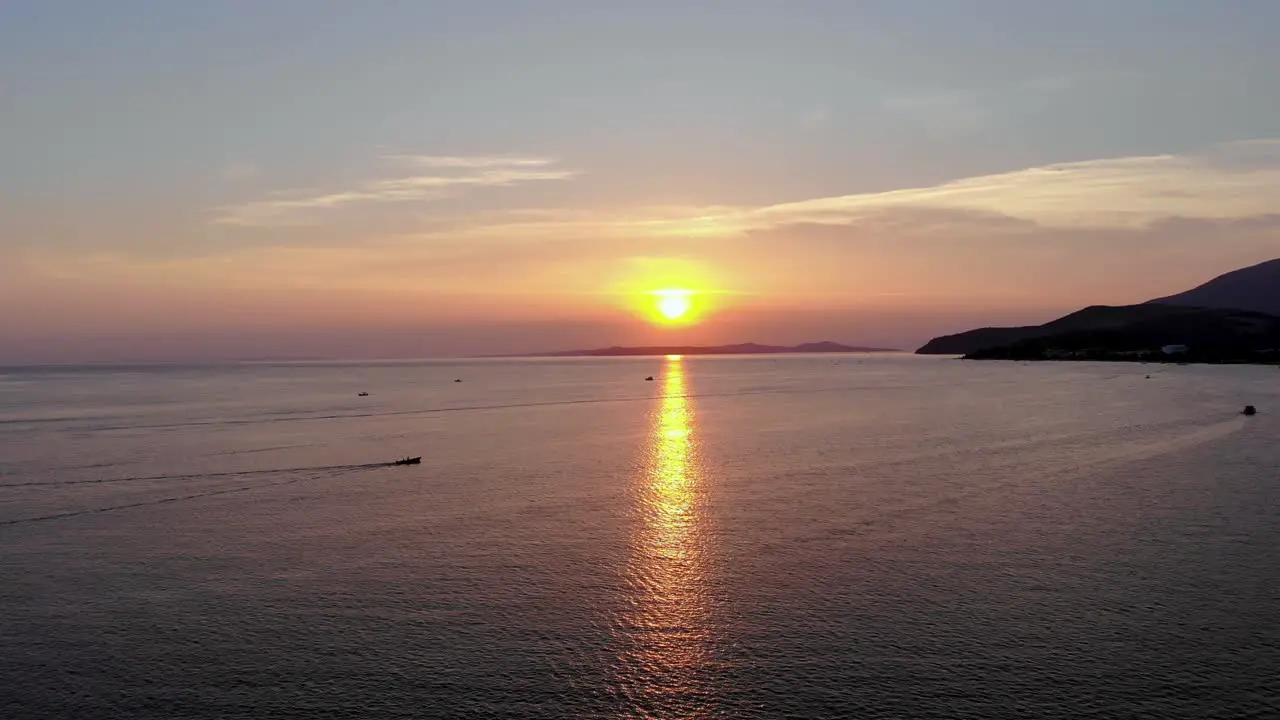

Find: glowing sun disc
[656,291,693,321]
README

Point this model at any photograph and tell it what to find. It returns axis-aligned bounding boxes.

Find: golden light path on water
[613,355,717,718]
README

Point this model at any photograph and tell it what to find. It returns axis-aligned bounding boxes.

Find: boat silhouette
[391,456,422,466]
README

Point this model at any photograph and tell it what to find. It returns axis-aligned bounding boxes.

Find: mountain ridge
[917,258,1280,356]
[1147,258,1280,315]
[501,341,899,358]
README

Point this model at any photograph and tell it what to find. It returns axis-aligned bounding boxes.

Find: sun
[656,290,692,321]
[648,289,697,325]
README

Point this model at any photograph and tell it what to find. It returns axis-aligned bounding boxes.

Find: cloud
[216,154,577,227]
[68,137,1280,309]
[388,139,1280,246]
[748,140,1280,230]
[213,140,1280,240]
[415,205,753,243]
[385,155,562,169]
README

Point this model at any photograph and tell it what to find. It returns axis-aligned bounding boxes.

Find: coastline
[959,353,1280,367]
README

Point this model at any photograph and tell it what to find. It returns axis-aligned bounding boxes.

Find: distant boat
[358,392,369,396]
[645,376,654,381]
[454,378,462,383]
[1243,405,1257,416]
[392,456,422,466]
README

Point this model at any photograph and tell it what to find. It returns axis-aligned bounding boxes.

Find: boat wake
[0,462,385,489]
[0,465,374,527]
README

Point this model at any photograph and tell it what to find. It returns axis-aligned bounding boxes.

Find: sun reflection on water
[613,355,716,717]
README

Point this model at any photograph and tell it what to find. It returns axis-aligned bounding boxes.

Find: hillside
[918,257,1280,356]
[963,306,1280,363]
[1148,258,1280,315]
[916,304,1185,355]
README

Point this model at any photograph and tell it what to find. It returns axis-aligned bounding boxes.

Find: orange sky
[4,5,1280,362]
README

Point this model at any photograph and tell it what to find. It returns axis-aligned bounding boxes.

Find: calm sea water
[1,355,1277,719]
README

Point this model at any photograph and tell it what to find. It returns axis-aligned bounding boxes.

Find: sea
[1,354,1276,719]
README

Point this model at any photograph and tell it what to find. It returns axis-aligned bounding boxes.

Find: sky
[2,0,1279,362]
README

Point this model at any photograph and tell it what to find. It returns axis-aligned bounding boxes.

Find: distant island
[916,258,1280,365]
[512,341,899,358]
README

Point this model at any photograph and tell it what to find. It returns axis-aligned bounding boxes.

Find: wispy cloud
[431,139,1280,241]
[175,139,1280,300]
[421,205,754,242]
[748,140,1280,230]
[26,140,1280,331]
[216,140,1280,239]
[386,155,562,169]
[216,155,577,227]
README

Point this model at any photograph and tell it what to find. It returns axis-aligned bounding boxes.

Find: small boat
[454,378,462,383]
[1243,405,1257,416]
[645,376,654,381]
[392,456,422,466]
[358,392,369,397]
